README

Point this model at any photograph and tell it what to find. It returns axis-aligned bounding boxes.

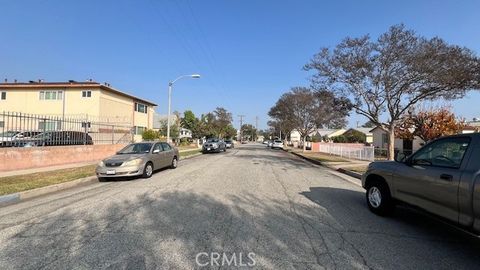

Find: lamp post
[167,74,201,143]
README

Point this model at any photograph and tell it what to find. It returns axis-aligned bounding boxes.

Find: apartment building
[0,80,157,141]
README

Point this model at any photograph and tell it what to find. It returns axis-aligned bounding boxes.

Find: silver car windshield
[118,143,153,154]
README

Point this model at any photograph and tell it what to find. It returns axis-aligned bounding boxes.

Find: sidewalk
[286,147,371,179]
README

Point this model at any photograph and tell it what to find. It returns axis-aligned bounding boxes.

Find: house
[370,126,423,154]
[0,80,156,141]
[179,128,192,139]
[290,128,346,142]
[343,128,374,144]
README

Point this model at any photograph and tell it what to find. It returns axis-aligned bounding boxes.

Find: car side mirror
[153,149,160,154]
[395,153,407,163]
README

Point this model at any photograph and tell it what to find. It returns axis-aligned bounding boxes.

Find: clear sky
[1,0,479,130]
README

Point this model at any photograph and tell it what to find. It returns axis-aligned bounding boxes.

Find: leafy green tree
[181,110,197,130]
[241,124,257,141]
[158,120,179,140]
[224,125,237,139]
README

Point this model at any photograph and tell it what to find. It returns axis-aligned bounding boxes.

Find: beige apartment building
[0,80,156,141]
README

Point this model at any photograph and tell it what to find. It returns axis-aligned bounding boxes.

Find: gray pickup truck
[362,133,480,232]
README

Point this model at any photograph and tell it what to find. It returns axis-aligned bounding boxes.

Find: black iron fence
[0,112,133,147]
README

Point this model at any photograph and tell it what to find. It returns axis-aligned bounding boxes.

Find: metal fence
[0,111,133,147]
[316,143,375,161]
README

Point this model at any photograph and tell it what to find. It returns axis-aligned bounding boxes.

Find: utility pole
[255,116,258,142]
[238,115,245,142]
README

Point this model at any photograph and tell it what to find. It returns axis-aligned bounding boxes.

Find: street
[1,144,480,269]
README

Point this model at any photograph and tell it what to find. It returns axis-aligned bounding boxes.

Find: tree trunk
[303,137,307,152]
[387,126,395,161]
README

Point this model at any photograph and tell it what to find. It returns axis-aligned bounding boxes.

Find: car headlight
[123,158,142,166]
[98,161,105,167]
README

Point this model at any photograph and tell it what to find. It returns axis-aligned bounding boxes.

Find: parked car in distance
[96,141,179,180]
[202,138,227,153]
[362,133,480,233]
[0,131,41,147]
[267,140,273,148]
[19,131,93,147]
[271,140,284,149]
[263,140,269,145]
[225,139,234,149]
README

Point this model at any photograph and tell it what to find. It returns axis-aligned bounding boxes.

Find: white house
[179,127,192,139]
[370,126,423,154]
[290,128,346,142]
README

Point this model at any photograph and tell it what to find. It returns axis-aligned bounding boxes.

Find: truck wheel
[366,181,394,216]
[142,162,154,178]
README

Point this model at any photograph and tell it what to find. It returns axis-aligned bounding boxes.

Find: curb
[181,152,202,160]
[0,176,97,207]
[288,150,362,180]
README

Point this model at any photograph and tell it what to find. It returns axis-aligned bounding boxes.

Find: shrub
[142,129,159,141]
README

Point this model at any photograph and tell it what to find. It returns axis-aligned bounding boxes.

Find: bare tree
[269,87,351,151]
[305,24,480,160]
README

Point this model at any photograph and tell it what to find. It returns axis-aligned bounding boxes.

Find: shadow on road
[3,179,480,268]
[301,186,480,268]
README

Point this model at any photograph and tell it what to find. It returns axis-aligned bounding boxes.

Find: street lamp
[167,74,201,143]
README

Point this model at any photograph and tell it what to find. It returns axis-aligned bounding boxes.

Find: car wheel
[171,157,178,169]
[366,181,394,216]
[223,147,226,152]
[142,162,154,178]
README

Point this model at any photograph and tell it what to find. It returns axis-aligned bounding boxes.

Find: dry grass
[345,165,369,174]
[0,165,96,195]
[300,152,349,163]
[180,149,201,157]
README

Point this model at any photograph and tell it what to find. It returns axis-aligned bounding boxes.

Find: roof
[0,81,157,106]
[348,127,373,135]
[314,129,345,137]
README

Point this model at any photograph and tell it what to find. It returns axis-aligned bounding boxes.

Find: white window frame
[82,90,92,98]
[135,103,148,114]
[39,90,63,100]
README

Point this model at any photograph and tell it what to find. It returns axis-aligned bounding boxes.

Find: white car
[271,140,284,149]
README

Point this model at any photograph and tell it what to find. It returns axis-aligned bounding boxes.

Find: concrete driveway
[1,144,480,269]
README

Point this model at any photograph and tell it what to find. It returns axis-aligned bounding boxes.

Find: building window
[0,92,6,100]
[39,90,63,100]
[82,90,92,97]
[135,103,147,113]
[38,120,61,131]
[134,126,146,135]
[0,121,4,128]
[382,133,389,146]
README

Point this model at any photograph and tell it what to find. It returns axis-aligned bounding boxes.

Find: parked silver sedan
[96,142,179,181]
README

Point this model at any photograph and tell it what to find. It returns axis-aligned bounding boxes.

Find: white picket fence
[316,143,375,161]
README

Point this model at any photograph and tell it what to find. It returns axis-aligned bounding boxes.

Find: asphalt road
[1,144,480,269]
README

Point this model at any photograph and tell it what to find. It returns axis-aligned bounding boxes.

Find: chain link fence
[0,111,133,147]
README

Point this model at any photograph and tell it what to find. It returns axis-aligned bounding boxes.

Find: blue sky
[1,0,479,129]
